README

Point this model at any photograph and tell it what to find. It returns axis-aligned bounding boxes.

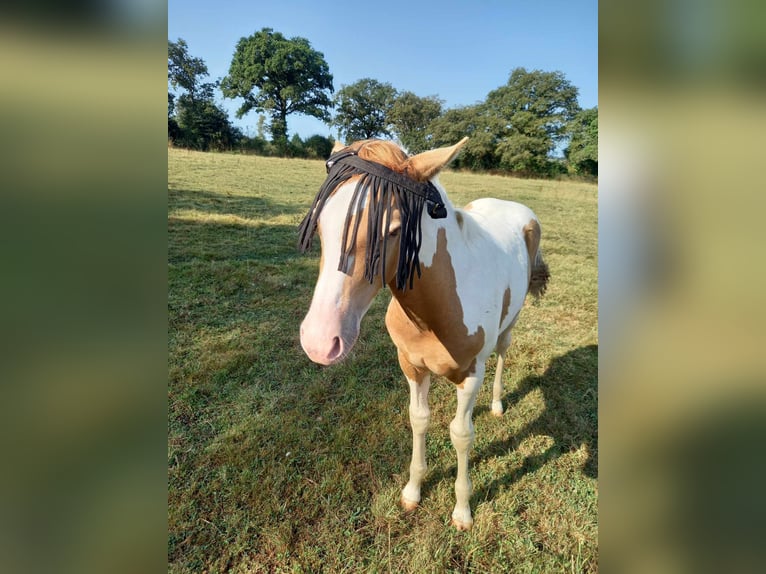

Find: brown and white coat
[300,138,549,530]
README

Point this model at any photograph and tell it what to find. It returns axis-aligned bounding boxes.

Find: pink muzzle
[299,305,360,366]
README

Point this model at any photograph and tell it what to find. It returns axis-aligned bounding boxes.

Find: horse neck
[388,200,465,332]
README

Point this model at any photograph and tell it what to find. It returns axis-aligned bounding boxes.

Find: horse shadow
[422,344,598,503]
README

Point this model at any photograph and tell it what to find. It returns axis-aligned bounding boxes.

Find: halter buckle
[427,201,447,219]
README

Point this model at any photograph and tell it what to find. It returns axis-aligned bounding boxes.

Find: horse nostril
[328,336,342,360]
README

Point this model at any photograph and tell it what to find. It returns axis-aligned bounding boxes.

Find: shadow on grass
[421,344,598,504]
[168,188,318,265]
[168,187,308,220]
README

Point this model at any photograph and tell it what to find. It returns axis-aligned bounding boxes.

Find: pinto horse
[298,138,549,530]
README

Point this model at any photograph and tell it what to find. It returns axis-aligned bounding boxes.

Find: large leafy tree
[388,92,443,154]
[429,105,497,170]
[485,68,580,173]
[221,28,334,151]
[168,39,239,150]
[168,39,211,102]
[303,134,335,159]
[565,106,598,176]
[430,68,581,175]
[176,99,241,151]
[331,78,397,142]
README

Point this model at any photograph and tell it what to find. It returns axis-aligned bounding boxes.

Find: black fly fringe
[297,158,357,252]
[298,153,432,291]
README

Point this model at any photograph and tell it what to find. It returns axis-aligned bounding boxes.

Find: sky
[168,0,597,140]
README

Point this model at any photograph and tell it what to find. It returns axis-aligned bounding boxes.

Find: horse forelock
[351,139,409,173]
[298,139,431,291]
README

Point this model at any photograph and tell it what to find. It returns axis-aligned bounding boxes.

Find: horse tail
[529,248,550,298]
[523,218,550,298]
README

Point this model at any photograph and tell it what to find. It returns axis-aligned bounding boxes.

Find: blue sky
[168,0,597,140]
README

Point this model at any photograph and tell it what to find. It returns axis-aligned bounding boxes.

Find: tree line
[169,29,597,177]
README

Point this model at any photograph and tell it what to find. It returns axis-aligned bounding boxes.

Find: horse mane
[298,140,435,291]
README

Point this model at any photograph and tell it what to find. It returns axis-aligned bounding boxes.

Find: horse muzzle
[299,311,359,366]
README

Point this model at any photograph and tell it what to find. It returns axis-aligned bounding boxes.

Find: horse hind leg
[491,326,513,417]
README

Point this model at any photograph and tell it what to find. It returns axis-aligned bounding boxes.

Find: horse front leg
[398,351,431,511]
[449,363,486,531]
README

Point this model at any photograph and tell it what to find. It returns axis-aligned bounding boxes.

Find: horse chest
[385,298,485,384]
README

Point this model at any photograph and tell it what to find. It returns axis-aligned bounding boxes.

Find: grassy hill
[168,148,598,573]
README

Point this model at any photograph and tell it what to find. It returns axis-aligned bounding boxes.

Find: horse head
[298,138,467,365]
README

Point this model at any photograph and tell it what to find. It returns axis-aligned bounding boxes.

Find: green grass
[168,148,598,573]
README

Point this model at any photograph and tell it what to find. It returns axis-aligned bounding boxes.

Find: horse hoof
[491,409,504,417]
[400,496,419,512]
[451,516,473,531]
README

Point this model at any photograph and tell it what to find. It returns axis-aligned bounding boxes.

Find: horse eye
[388,227,401,237]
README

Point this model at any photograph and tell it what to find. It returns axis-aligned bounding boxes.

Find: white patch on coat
[417,188,539,358]
[311,181,357,308]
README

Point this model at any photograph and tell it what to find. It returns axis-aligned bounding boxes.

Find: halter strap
[326,150,448,219]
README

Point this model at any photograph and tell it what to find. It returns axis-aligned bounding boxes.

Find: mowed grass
[168,148,598,573]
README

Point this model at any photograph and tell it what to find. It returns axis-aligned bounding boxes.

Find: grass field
[168,148,598,573]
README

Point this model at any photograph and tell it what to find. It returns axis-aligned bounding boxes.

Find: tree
[388,92,443,153]
[256,115,266,139]
[485,68,580,173]
[429,105,497,170]
[176,99,241,151]
[565,107,598,176]
[289,133,305,157]
[168,39,211,103]
[303,134,335,159]
[168,39,239,150]
[331,78,397,142]
[429,68,581,175]
[168,92,181,142]
[221,28,334,152]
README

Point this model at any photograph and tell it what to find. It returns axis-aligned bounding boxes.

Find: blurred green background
[600,1,766,573]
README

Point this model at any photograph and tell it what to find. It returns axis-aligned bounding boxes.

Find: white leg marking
[491,354,506,417]
[492,329,512,417]
[449,363,485,530]
[401,374,431,510]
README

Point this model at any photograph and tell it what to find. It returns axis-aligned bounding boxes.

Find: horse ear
[331,140,346,154]
[406,137,469,181]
